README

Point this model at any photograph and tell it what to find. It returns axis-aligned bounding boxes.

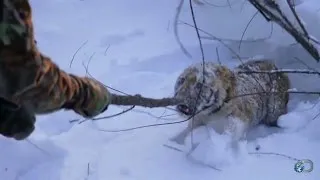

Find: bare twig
[188,0,208,149]
[167,20,171,32]
[179,21,244,63]
[248,0,320,62]
[286,0,308,37]
[229,90,320,101]
[239,11,260,51]
[238,69,320,76]
[200,35,270,42]
[215,46,222,65]
[104,44,111,56]
[69,40,88,68]
[174,0,193,58]
[98,107,136,120]
[249,152,300,161]
[75,105,136,124]
[97,117,190,133]
[25,139,51,157]
[163,144,184,152]
[96,105,212,132]
[83,52,96,76]
[178,22,267,98]
[122,108,178,120]
[84,163,90,180]
[293,57,319,73]
[201,0,241,8]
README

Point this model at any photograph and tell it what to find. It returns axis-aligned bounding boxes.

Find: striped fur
[0,0,110,140]
[171,60,290,144]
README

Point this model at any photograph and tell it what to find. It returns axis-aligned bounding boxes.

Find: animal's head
[174,62,233,117]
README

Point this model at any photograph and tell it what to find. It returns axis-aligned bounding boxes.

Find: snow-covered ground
[1,0,320,179]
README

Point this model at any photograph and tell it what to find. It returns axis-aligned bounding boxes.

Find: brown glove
[0,97,35,140]
[0,0,111,140]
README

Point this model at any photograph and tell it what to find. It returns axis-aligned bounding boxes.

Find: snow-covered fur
[171,59,290,144]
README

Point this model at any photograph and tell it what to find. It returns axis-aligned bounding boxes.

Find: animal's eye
[177,77,185,85]
[195,82,203,89]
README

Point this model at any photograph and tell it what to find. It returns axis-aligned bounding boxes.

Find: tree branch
[238,69,320,76]
[110,93,182,108]
[248,0,320,62]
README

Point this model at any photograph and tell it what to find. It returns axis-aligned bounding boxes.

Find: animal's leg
[263,73,289,127]
[264,94,288,127]
[170,126,192,145]
[170,117,204,145]
[224,117,249,151]
[220,117,249,157]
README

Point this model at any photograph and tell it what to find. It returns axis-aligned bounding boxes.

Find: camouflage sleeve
[0,0,111,119]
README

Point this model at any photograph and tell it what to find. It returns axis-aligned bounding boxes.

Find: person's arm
[0,0,111,140]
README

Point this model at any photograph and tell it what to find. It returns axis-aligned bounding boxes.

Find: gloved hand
[62,77,112,119]
[0,97,35,140]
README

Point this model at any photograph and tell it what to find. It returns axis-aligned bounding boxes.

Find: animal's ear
[0,97,20,110]
[215,66,235,89]
[176,77,185,86]
[215,66,232,79]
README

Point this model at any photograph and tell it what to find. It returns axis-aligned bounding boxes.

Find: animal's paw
[169,135,185,145]
[188,134,249,170]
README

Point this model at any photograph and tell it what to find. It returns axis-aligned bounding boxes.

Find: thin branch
[286,0,309,37]
[97,107,204,132]
[81,57,130,96]
[84,163,90,180]
[93,88,320,132]
[179,24,267,102]
[75,106,136,124]
[239,11,259,51]
[25,139,52,157]
[201,35,270,42]
[248,0,320,62]
[189,0,205,64]
[202,0,240,8]
[167,20,171,32]
[238,69,320,76]
[188,0,208,149]
[104,44,111,56]
[163,144,184,152]
[83,52,96,77]
[293,57,319,73]
[229,90,320,101]
[96,106,135,120]
[179,21,244,63]
[123,108,178,120]
[215,46,222,65]
[249,152,300,161]
[174,0,193,58]
[98,118,189,133]
[226,0,232,10]
[69,40,88,68]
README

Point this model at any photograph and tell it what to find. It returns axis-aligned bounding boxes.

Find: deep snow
[1,0,320,179]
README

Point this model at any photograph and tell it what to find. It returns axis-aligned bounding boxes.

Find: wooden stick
[110,93,182,108]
